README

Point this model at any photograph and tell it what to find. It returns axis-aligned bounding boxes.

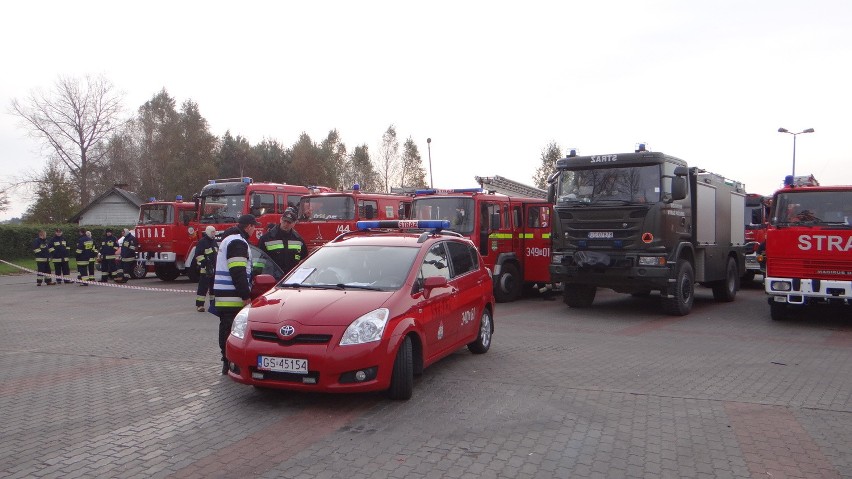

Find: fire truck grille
[557,207,648,249]
[251,331,333,345]
[769,257,852,281]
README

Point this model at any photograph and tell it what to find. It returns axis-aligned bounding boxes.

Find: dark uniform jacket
[75,234,96,263]
[49,234,69,260]
[195,234,219,275]
[120,232,138,259]
[33,236,51,261]
[258,225,308,274]
[100,235,117,259]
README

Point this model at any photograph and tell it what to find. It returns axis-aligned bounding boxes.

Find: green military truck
[548,146,747,315]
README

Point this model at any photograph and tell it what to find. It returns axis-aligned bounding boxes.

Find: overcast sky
[2,0,850,221]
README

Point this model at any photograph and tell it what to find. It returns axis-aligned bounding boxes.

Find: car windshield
[282,244,419,291]
[772,191,852,225]
[199,194,244,224]
[557,165,661,204]
[411,197,475,235]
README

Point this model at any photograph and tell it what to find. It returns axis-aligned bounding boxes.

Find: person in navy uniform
[49,228,72,284]
[98,229,118,282]
[116,228,138,283]
[213,214,258,374]
[74,228,96,285]
[258,207,307,275]
[194,226,219,312]
[32,230,54,286]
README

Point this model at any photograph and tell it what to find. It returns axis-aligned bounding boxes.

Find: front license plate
[258,356,309,374]
[588,231,613,239]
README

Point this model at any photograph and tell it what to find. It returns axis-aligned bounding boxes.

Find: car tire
[661,260,694,316]
[131,262,147,279]
[563,285,596,308]
[712,256,739,302]
[494,263,521,303]
[467,308,493,354]
[154,263,180,281]
[388,336,413,400]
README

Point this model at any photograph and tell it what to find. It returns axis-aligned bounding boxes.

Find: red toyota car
[225,220,495,399]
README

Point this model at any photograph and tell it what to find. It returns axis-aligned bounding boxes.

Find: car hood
[248,288,396,326]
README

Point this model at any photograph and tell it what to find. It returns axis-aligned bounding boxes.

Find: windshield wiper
[338,284,384,291]
[279,283,345,290]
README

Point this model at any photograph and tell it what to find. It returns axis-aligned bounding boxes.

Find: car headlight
[230,305,251,339]
[340,308,389,345]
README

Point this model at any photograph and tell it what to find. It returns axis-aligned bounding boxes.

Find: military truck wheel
[661,260,694,316]
[712,256,739,302]
[563,285,596,308]
[494,263,521,303]
[769,301,788,321]
[154,263,180,281]
[131,262,147,279]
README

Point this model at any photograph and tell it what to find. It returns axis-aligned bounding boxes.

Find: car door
[446,240,485,345]
[415,241,457,361]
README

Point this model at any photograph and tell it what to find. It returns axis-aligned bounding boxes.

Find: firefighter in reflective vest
[99,229,118,282]
[74,228,96,285]
[195,225,219,312]
[258,207,307,275]
[32,229,54,285]
[49,228,72,284]
[116,228,138,283]
[213,214,258,374]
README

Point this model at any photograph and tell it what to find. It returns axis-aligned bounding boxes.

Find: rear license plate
[588,231,613,239]
[257,356,309,374]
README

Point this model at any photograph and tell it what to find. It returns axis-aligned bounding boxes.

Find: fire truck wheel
[769,302,789,321]
[563,285,596,308]
[661,260,694,316]
[388,336,413,400]
[711,256,739,303]
[467,307,493,354]
[131,262,147,279]
[154,263,180,281]
[494,263,521,303]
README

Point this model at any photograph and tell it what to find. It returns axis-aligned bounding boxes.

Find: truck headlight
[230,306,250,339]
[770,281,792,292]
[638,256,666,266]
[551,254,564,265]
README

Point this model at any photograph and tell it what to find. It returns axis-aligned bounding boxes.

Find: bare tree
[533,141,562,189]
[375,125,400,193]
[11,75,125,205]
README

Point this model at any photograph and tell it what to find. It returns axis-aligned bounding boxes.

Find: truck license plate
[588,231,613,239]
[258,356,309,374]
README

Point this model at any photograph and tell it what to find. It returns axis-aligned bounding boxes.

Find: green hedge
[0,224,134,260]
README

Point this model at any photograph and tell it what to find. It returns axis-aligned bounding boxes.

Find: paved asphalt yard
[1,272,851,479]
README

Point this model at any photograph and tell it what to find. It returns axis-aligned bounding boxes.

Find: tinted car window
[249,243,285,281]
[447,241,477,277]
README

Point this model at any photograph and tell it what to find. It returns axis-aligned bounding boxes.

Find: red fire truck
[764,178,852,320]
[411,188,553,302]
[295,185,413,252]
[743,193,771,282]
[135,196,198,281]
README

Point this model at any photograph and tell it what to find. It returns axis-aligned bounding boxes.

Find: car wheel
[494,263,521,303]
[388,336,414,400]
[661,260,694,316]
[154,263,180,281]
[563,285,596,308]
[467,308,493,354]
[712,256,739,302]
[131,262,147,279]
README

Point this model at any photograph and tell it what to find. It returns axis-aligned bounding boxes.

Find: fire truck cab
[411,188,553,302]
[136,196,198,281]
[743,193,771,282]
[295,185,413,252]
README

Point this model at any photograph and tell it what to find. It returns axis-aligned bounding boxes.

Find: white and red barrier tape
[0,259,193,294]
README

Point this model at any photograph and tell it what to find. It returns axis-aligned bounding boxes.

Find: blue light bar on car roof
[357,220,451,230]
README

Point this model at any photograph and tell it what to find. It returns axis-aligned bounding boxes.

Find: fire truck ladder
[475,175,547,199]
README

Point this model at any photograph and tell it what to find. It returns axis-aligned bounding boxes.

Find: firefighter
[258,207,307,275]
[32,229,54,286]
[116,228,138,283]
[49,228,72,284]
[194,226,219,312]
[213,214,258,375]
[99,228,118,282]
[74,228,96,285]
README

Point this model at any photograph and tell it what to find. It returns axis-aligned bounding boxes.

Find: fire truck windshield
[411,197,475,235]
[300,196,355,220]
[772,191,852,226]
[200,194,245,224]
[557,165,661,204]
[139,204,174,225]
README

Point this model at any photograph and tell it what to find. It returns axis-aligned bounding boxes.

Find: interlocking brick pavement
[0,274,850,478]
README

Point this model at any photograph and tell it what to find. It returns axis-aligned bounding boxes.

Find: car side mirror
[422,276,447,298]
[251,273,277,299]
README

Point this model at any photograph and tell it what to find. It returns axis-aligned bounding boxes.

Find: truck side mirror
[547,184,556,203]
[670,177,687,201]
[251,194,262,208]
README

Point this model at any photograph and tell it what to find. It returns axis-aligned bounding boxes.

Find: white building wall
[77,192,139,226]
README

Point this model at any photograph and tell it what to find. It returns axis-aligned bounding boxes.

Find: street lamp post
[777,127,815,180]
[426,138,433,188]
